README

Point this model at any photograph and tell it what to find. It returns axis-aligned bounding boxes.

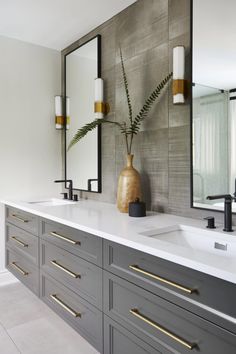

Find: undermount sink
[140,225,236,258]
[25,198,76,206]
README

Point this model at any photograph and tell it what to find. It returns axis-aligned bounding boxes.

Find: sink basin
[25,198,77,206]
[140,225,236,258]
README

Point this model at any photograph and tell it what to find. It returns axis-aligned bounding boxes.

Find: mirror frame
[63,34,102,193]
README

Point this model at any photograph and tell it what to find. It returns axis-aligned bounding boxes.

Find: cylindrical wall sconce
[172,46,186,104]
[94,78,110,118]
[55,96,70,129]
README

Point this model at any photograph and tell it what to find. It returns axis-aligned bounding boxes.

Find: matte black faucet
[206,194,236,232]
[55,179,73,200]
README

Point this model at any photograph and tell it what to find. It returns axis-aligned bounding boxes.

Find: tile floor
[0,277,99,354]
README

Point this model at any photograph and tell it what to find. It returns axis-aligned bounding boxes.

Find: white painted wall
[0,36,61,271]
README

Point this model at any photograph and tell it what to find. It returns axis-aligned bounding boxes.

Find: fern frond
[128,73,172,135]
[67,118,125,151]
[119,47,133,124]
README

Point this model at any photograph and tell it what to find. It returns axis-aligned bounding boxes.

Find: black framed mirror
[191,0,236,213]
[64,35,101,193]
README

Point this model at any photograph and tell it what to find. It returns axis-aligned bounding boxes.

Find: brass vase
[117,154,142,213]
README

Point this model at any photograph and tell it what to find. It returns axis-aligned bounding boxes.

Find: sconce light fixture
[55,96,70,129]
[172,46,186,104]
[94,78,110,118]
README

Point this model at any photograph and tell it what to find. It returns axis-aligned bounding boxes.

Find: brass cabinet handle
[50,260,81,279]
[130,309,195,350]
[11,214,28,223]
[10,262,29,276]
[11,236,28,248]
[50,294,81,318]
[129,265,195,294]
[49,231,80,245]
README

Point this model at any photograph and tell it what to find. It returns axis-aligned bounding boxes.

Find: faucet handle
[60,192,68,200]
[204,216,216,229]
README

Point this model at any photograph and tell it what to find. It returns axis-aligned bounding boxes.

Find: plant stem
[129,132,133,155]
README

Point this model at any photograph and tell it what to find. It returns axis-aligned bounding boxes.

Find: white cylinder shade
[173,46,185,104]
[173,46,185,79]
[55,95,62,116]
[66,97,70,116]
[95,78,104,102]
[95,78,104,119]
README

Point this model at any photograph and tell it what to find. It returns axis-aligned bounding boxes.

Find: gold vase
[117,154,142,213]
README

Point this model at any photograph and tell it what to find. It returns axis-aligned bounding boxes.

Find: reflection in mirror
[192,0,236,211]
[65,36,101,192]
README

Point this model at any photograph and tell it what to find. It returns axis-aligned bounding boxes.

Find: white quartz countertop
[2,198,236,284]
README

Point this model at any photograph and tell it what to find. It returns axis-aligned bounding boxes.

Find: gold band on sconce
[94,102,110,115]
[172,79,187,96]
[55,116,70,125]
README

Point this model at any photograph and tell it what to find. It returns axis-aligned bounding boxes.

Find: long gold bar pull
[130,309,195,350]
[49,231,80,245]
[129,265,195,294]
[11,262,29,276]
[50,260,81,279]
[11,236,28,248]
[11,214,28,223]
[50,294,81,318]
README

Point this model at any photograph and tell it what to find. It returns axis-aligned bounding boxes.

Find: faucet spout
[206,194,235,232]
[55,179,73,201]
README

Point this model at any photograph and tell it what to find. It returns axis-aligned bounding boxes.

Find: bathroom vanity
[3,199,236,353]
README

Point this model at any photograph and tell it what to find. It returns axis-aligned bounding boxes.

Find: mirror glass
[192,0,236,211]
[65,36,101,192]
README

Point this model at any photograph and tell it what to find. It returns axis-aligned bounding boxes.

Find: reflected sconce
[55,96,70,130]
[172,46,186,104]
[94,78,110,119]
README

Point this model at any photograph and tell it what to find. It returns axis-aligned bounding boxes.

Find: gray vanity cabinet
[5,207,236,354]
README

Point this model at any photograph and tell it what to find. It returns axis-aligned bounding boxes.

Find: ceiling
[0,0,136,51]
[193,0,236,90]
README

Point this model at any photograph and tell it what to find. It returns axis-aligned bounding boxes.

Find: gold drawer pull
[50,260,81,279]
[130,309,195,350]
[11,214,28,223]
[10,262,28,276]
[11,236,28,248]
[50,294,81,318]
[49,231,80,245]
[129,265,195,294]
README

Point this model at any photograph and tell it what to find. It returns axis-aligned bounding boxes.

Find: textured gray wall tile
[62,0,232,223]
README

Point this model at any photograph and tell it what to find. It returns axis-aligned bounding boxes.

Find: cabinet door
[104,271,236,354]
[6,206,39,236]
[104,315,168,354]
[40,218,102,266]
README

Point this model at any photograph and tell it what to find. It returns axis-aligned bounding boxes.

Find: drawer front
[104,241,236,327]
[40,272,103,353]
[40,239,102,309]
[104,315,167,354]
[40,219,102,266]
[6,223,39,265]
[6,206,39,236]
[6,247,39,295]
[104,272,236,354]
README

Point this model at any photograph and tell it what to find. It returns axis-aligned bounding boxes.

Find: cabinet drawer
[40,272,103,353]
[104,315,168,354]
[6,247,39,295]
[40,240,102,309]
[6,206,39,236]
[6,223,39,265]
[104,272,236,354]
[104,241,236,332]
[40,219,102,266]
